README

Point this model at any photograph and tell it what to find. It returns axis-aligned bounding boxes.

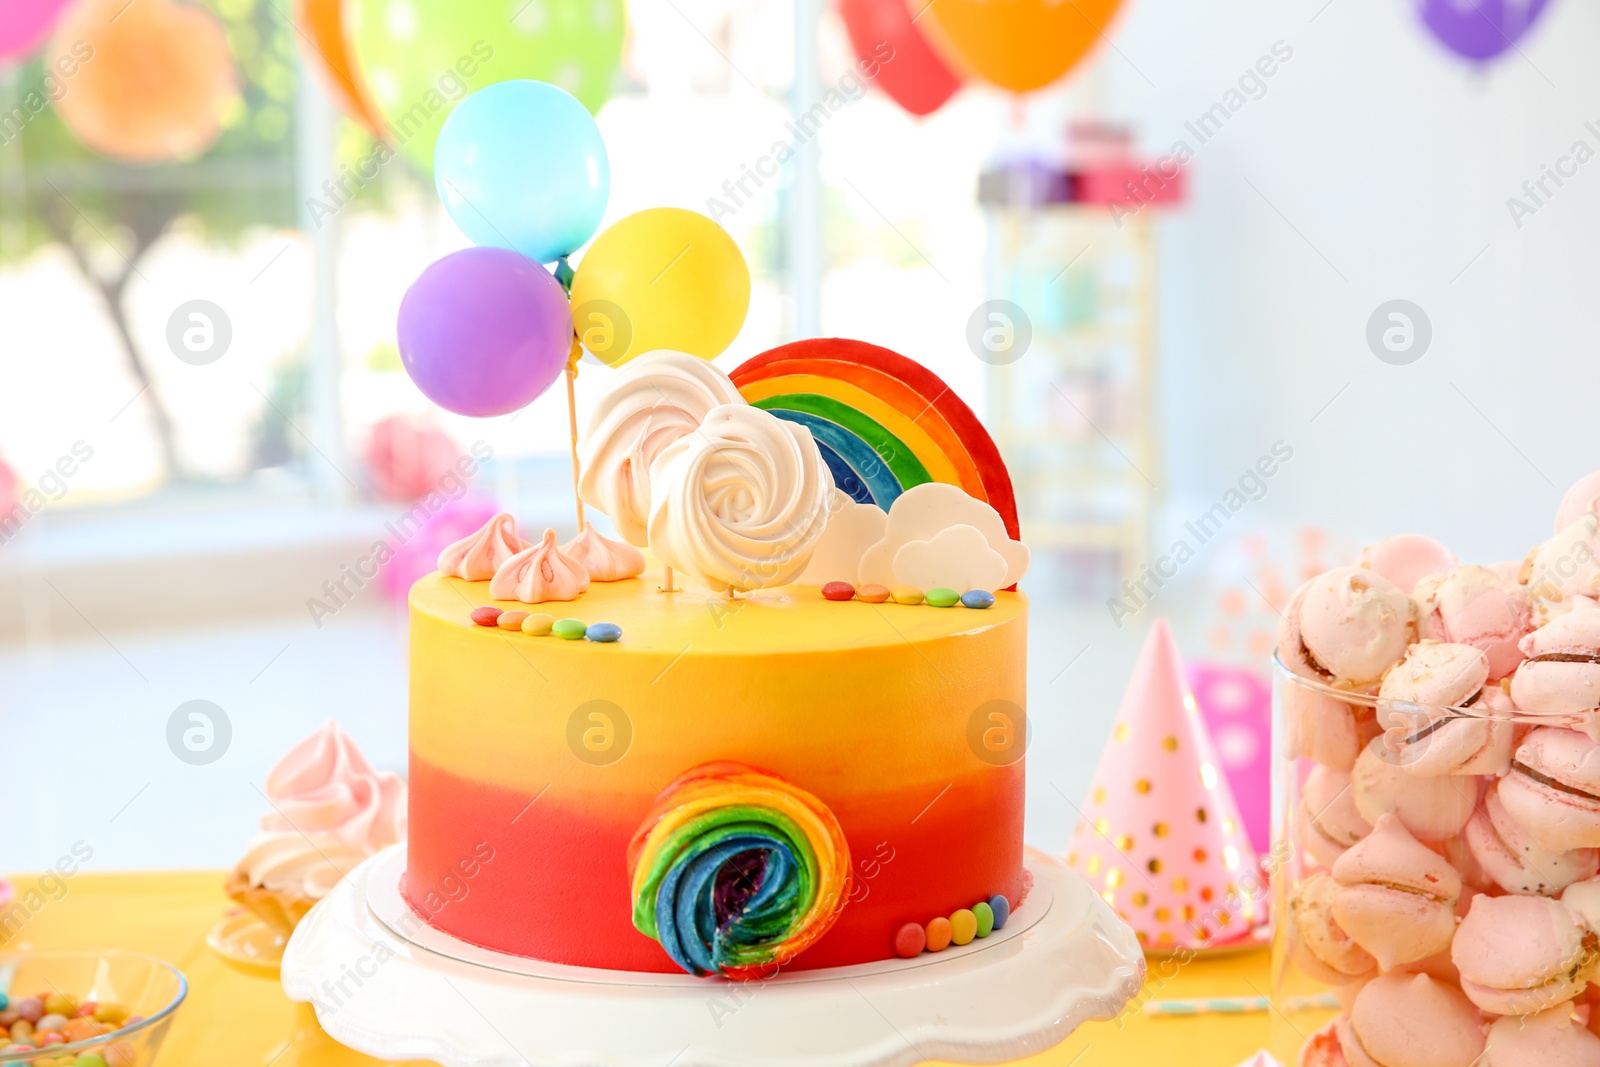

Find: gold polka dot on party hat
[1115,835,1134,852]
[1135,779,1152,794]
[1101,890,1115,906]
[1068,851,1078,866]
[1132,891,1149,907]
[1095,818,1111,836]
[1182,905,1196,921]
[1115,723,1130,741]
[1093,787,1106,804]
[1136,930,1149,944]
[1153,822,1169,838]
[1200,887,1215,902]
[1223,818,1237,835]
[1148,858,1162,874]
[1163,735,1178,752]
[1197,808,1208,823]
[1106,868,1124,889]
[1155,907,1171,922]
[1224,847,1241,871]
[1172,876,1188,892]
[1200,763,1219,789]
[1217,911,1232,928]
[1194,848,1208,863]
[1156,931,1174,946]
[1197,927,1212,942]
[1087,855,1102,875]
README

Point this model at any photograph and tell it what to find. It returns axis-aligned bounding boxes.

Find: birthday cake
[401,338,1036,976]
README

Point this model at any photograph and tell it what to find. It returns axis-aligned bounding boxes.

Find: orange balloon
[918,0,1123,94]
[294,0,385,137]
[49,0,235,164]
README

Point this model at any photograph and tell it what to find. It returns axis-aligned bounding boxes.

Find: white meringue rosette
[646,404,832,593]
[577,351,746,547]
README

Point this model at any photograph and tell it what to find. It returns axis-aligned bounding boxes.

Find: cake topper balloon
[1416,0,1553,63]
[919,0,1123,94]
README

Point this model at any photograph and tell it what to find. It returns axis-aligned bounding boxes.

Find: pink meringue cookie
[1452,894,1597,1016]
[1464,781,1599,897]
[1525,517,1600,625]
[1498,728,1600,852]
[1300,764,1373,869]
[1560,876,1600,929]
[1300,1020,1350,1067]
[1331,814,1461,971]
[1414,566,1533,681]
[1510,611,1600,716]
[489,528,591,604]
[436,512,529,581]
[1279,567,1415,689]
[1284,680,1367,772]
[1291,871,1378,987]
[261,720,405,853]
[1351,737,1478,842]
[1483,1004,1600,1067]
[1337,973,1485,1067]
[560,525,646,582]
[1358,534,1457,595]
[1377,643,1512,776]
[1555,471,1600,535]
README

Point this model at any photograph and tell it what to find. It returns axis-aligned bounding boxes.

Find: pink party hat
[1068,619,1263,952]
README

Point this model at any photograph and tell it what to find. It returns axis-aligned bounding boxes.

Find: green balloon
[349,0,624,173]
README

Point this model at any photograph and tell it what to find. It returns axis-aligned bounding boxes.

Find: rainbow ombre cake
[403,340,1033,976]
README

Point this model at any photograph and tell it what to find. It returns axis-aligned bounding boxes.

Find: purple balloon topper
[1418,0,1553,62]
[398,247,573,418]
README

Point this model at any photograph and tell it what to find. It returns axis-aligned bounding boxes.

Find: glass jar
[1268,654,1597,1065]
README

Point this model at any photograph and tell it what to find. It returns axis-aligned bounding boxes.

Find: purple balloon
[1419,0,1552,62]
[399,247,573,417]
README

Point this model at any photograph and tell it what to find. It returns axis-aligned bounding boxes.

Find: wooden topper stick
[565,336,586,535]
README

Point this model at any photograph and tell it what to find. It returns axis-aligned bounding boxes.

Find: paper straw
[1144,993,1339,1017]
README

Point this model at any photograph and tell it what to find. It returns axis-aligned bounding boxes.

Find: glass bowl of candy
[0,952,186,1066]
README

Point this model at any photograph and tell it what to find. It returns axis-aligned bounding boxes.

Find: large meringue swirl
[578,351,746,547]
[261,721,406,855]
[646,404,832,592]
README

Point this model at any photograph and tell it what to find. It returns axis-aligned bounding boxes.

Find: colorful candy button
[892,922,927,959]
[552,618,587,640]
[497,610,529,630]
[950,908,978,945]
[926,587,959,608]
[891,586,924,606]
[521,613,555,636]
[586,622,622,643]
[857,584,891,604]
[470,606,502,627]
[989,894,1011,931]
[961,590,996,609]
[973,900,995,938]
[75,1054,108,1067]
[925,916,953,952]
[822,581,856,601]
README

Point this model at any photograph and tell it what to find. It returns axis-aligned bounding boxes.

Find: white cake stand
[281,845,1144,1067]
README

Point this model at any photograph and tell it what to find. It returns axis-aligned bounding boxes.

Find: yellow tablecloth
[2,872,1270,1066]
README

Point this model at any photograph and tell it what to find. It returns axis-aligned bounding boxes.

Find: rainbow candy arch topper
[626,761,852,979]
[731,338,1020,542]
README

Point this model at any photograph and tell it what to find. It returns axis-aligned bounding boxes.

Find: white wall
[1103,0,1600,567]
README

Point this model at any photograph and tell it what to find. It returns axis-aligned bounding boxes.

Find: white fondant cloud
[858,482,1028,591]
[796,489,889,586]
[892,524,1008,594]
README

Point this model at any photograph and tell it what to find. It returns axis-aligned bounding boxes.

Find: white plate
[282,845,1144,1067]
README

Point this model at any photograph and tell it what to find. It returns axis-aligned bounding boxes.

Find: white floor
[0,576,1215,873]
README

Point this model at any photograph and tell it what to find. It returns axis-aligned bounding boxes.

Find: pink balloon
[0,455,16,517]
[365,415,463,502]
[379,495,500,602]
[0,0,73,61]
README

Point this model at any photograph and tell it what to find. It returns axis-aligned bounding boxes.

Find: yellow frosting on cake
[408,567,1027,796]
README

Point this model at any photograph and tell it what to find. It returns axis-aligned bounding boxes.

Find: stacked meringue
[1283,471,1600,1065]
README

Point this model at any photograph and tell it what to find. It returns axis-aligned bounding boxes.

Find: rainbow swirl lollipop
[627,762,852,979]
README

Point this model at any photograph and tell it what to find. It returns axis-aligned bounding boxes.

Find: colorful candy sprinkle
[973,900,995,938]
[586,622,622,643]
[470,606,503,627]
[926,587,959,608]
[925,916,953,952]
[76,1054,108,1067]
[497,610,529,631]
[521,613,555,636]
[857,584,891,604]
[14,999,42,1024]
[892,922,926,959]
[552,618,587,640]
[890,586,924,606]
[950,908,977,946]
[961,590,996,609]
[822,581,856,601]
[989,894,1011,931]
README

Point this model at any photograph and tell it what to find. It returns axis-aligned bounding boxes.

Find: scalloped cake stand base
[281,845,1144,1067]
